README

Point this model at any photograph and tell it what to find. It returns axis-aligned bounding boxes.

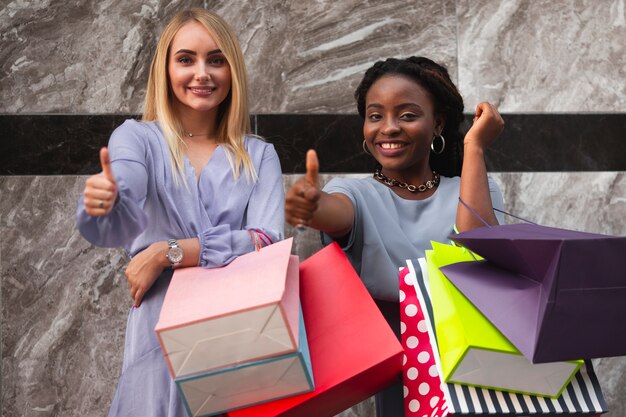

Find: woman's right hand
[83,147,118,217]
[125,241,168,307]
[285,150,321,227]
[464,102,504,150]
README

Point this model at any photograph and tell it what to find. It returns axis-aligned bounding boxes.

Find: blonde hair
[143,9,256,184]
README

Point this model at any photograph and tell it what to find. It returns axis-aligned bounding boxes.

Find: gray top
[76,119,285,267]
[322,175,504,302]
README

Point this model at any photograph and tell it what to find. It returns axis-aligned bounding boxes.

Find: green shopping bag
[426,241,582,398]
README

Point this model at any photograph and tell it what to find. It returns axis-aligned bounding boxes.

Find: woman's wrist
[152,241,171,268]
[463,141,486,157]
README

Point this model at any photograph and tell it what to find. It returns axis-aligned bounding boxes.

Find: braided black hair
[354,57,464,177]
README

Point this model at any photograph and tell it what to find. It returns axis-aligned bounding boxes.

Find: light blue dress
[321,175,504,417]
[76,120,285,417]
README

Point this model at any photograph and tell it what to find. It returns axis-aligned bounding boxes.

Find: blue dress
[76,120,285,417]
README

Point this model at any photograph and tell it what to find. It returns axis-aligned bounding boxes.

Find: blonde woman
[76,9,284,416]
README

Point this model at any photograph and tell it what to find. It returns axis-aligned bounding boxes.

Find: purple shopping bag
[442,222,626,363]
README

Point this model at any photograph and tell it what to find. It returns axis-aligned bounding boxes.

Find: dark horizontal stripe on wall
[0,114,138,176]
[1,113,624,175]
[257,113,626,173]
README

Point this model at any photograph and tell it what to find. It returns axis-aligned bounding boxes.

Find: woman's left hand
[125,241,168,307]
[464,102,504,150]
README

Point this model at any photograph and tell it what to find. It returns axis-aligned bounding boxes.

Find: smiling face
[363,74,443,183]
[167,21,232,118]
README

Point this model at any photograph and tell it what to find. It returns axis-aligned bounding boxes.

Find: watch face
[168,246,184,264]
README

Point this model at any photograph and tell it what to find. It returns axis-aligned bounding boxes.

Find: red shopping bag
[227,242,403,417]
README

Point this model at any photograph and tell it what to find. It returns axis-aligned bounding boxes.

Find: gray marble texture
[457,0,626,112]
[2,172,626,417]
[6,0,625,114]
[1,0,458,114]
[248,0,457,113]
[1,0,204,114]
[0,176,130,416]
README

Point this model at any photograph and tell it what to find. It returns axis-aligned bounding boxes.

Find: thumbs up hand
[84,147,119,216]
[286,149,321,228]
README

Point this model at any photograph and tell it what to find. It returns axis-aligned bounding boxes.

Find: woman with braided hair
[285,56,505,416]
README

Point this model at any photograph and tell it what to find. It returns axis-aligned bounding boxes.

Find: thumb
[305,149,319,188]
[100,147,115,181]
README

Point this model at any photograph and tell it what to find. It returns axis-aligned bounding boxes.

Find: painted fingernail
[134,304,139,308]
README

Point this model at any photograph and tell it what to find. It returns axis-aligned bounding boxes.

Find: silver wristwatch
[166,239,184,266]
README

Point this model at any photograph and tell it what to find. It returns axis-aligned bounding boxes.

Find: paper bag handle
[458,197,537,226]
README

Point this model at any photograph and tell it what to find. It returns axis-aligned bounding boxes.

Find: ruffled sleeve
[75,120,149,249]
[197,224,234,267]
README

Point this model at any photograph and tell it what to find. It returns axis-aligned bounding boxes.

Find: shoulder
[323,176,378,199]
[244,135,281,169]
[108,119,162,161]
[436,175,500,195]
[421,176,460,210]
[487,175,502,193]
[486,176,505,213]
[109,119,159,147]
[244,135,275,156]
[241,136,283,179]
[111,119,153,137]
[438,175,460,192]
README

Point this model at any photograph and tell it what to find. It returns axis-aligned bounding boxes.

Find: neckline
[368,175,446,202]
[184,144,221,183]
[152,121,221,183]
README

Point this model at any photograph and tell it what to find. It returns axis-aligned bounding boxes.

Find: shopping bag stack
[426,242,582,398]
[227,242,404,417]
[399,241,608,415]
[155,238,314,417]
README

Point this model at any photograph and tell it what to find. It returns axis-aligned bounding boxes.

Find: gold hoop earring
[362,139,372,155]
[431,133,445,155]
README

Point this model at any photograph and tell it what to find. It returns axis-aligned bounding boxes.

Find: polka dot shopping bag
[399,266,449,417]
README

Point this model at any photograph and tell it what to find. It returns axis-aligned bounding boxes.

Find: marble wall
[3,0,624,114]
[1,0,625,416]
[457,0,626,112]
